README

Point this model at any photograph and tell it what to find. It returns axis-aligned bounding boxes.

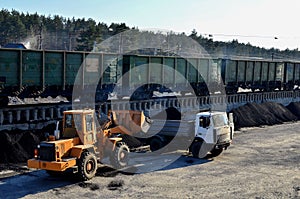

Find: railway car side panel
[253,61,262,90]
[187,58,198,94]
[22,51,42,86]
[261,62,268,81]
[198,59,209,84]
[268,62,276,90]
[294,63,300,87]
[245,61,254,87]
[187,58,197,83]
[101,54,120,99]
[21,51,42,97]
[275,63,284,90]
[0,49,20,92]
[149,57,163,85]
[261,62,268,90]
[284,62,294,90]
[176,58,187,90]
[198,59,210,96]
[223,60,237,93]
[237,61,246,83]
[125,56,150,99]
[45,52,63,88]
[163,57,176,88]
[66,52,83,86]
[84,53,100,86]
[129,56,148,88]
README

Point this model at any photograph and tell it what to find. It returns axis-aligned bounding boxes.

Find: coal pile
[231,102,298,129]
[0,125,53,164]
[286,102,300,119]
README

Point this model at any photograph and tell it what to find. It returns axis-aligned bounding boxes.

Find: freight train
[0,48,300,106]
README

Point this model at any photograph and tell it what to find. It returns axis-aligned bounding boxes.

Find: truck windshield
[212,114,228,127]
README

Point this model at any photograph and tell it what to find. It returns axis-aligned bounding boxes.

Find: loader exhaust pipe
[54,121,60,140]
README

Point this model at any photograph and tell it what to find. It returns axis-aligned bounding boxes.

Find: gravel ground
[0,121,299,199]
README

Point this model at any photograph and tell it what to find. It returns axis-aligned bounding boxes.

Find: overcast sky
[1,0,300,50]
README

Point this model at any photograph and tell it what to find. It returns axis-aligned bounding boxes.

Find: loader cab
[62,110,97,145]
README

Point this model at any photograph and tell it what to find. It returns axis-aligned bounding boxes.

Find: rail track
[1,90,300,131]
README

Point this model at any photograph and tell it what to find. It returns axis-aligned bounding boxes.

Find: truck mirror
[228,113,233,124]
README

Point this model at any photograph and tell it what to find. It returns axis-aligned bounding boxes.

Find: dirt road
[1,122,300,199]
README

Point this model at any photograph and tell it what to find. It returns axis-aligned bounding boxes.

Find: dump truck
[27,108,234,180]
[113,109,234,158]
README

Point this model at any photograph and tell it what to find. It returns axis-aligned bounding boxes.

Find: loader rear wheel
[78,152,97,181]
[110,143,130,169]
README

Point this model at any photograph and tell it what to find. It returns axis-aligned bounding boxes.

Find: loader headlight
[34,146,39,159]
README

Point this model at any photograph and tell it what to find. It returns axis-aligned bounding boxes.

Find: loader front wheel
[78,152,97,181]
[110,143,130,169]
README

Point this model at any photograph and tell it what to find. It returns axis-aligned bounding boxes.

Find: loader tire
[110,143,130,170]
[78,152,97,181]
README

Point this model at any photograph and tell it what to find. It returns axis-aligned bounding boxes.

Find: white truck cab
[191,112,234,158]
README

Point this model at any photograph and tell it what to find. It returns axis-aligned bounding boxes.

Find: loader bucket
[110,110,151,134]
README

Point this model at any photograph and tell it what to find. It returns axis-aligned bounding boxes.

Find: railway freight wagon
[0,48,224,106]
[221,58,300,93]
[1,47,300,106]
[119,55,222,99]
[0,48,121,106]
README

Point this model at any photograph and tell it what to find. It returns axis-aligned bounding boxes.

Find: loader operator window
[73,114,82,132]
[65,114,73,128]
[199,116,210,128]
[63,114,81,138]
[64,114,82,132]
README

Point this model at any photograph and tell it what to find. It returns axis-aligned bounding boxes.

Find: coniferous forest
[1,9,300,60]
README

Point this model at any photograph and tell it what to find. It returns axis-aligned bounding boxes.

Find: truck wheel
[78,152,97,181]
[110,143,130,169]
[210,148,223,157]
[149,137,164,151]
[191,141,212,159]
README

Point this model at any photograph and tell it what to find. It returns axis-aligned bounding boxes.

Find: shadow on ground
[0,154,212,198]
